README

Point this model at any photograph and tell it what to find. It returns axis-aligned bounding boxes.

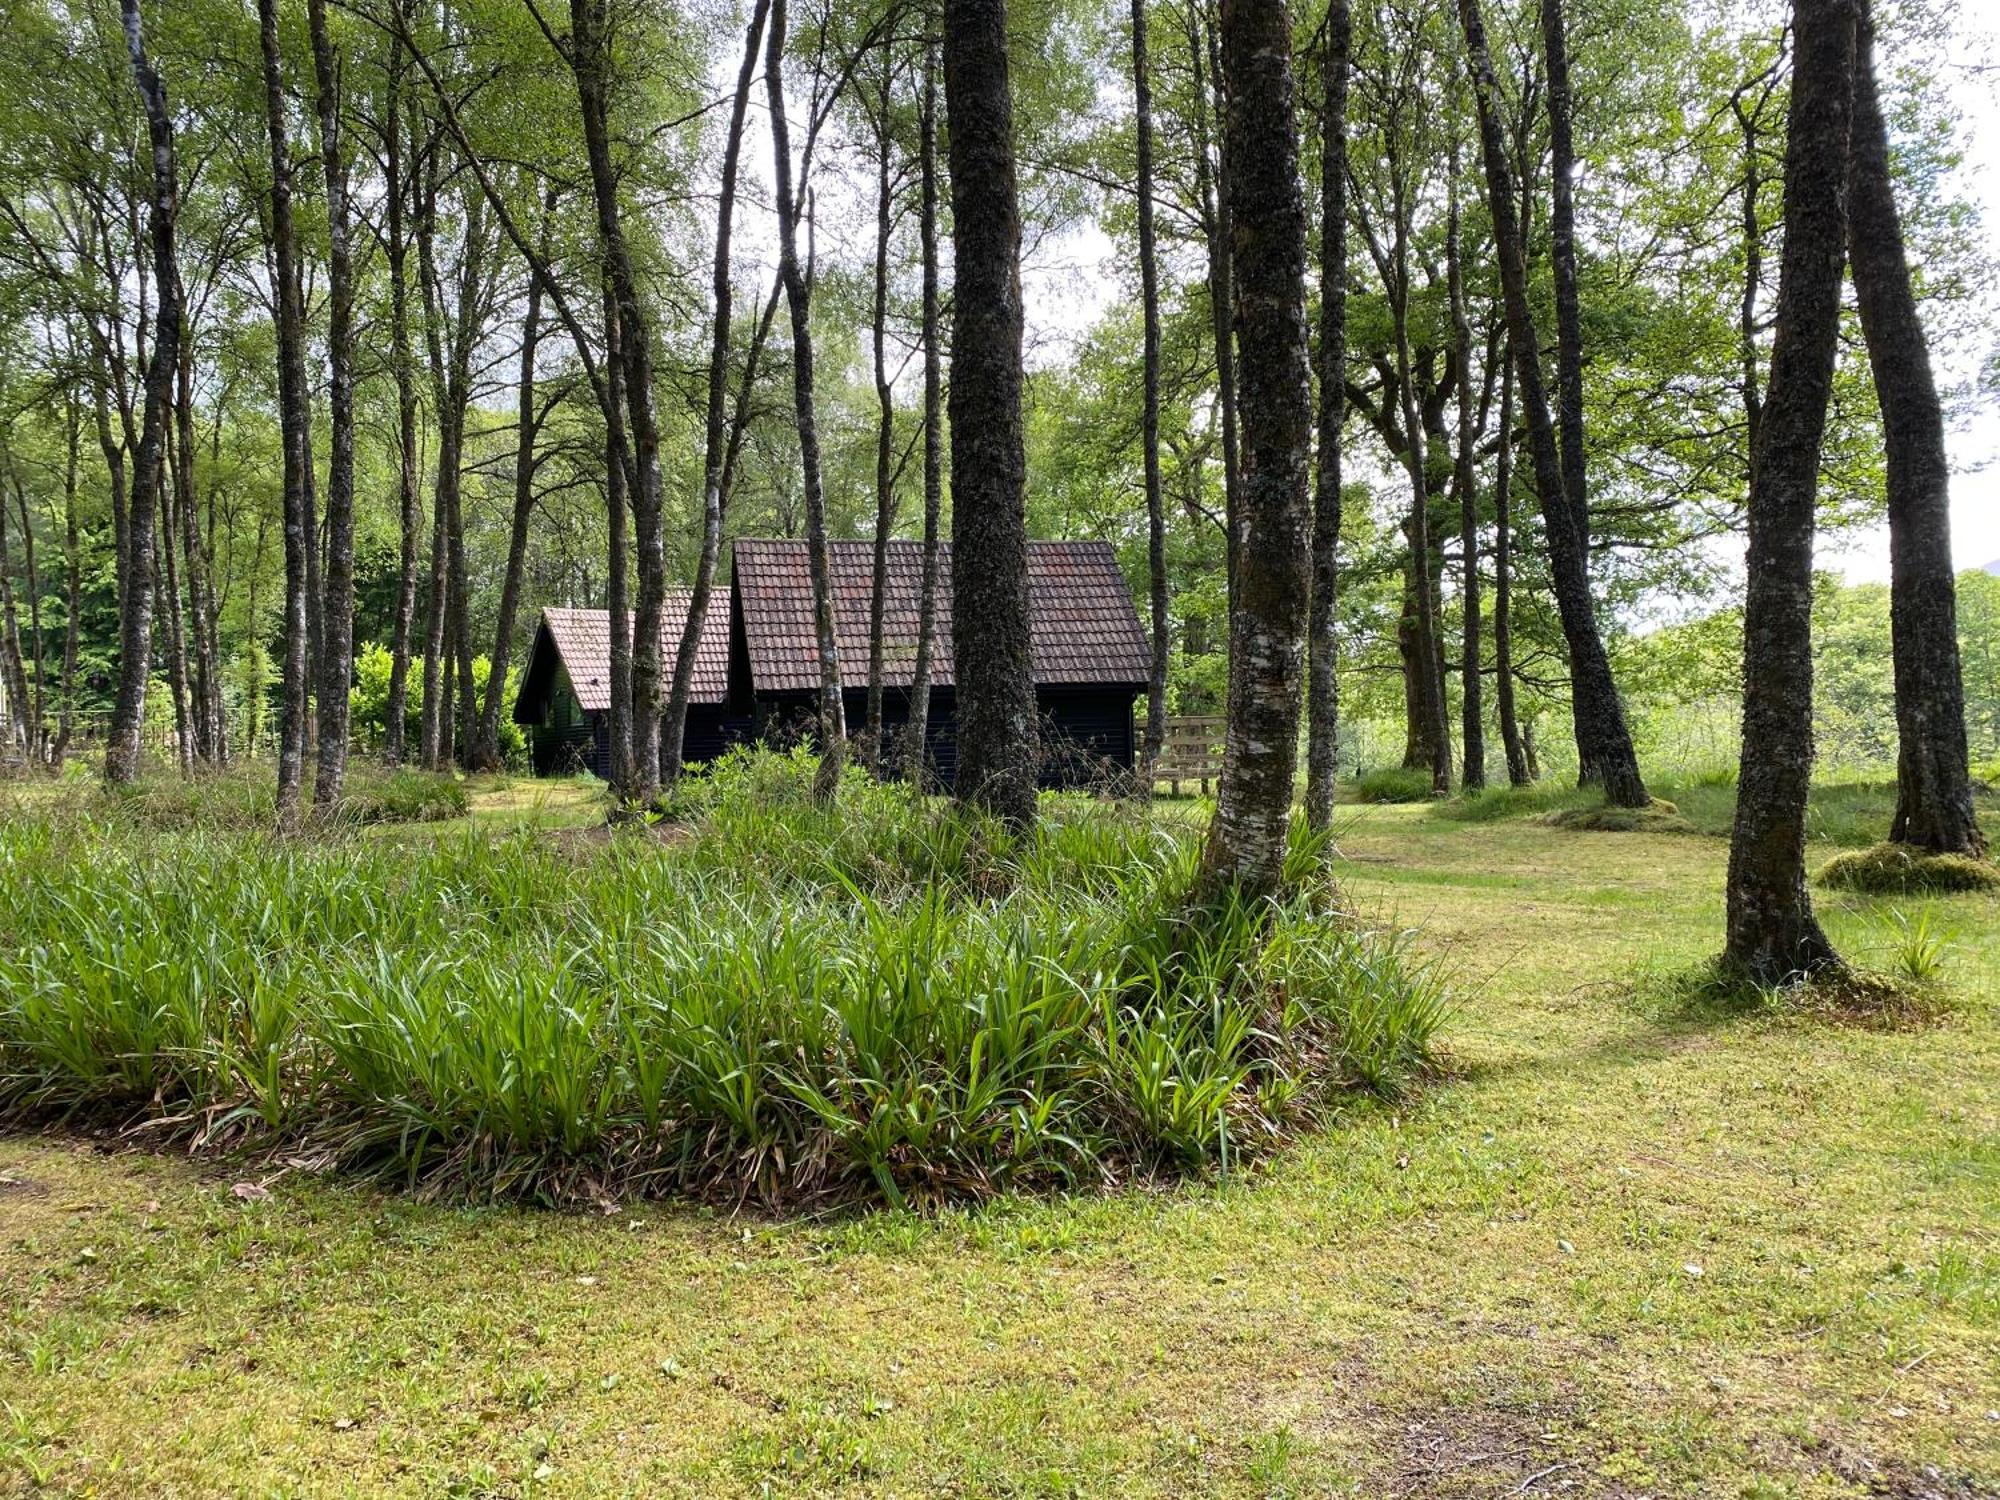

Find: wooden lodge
[513,537,1151,789]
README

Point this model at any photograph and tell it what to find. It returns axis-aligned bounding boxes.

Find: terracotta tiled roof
[732,538,1150,694]
[537,591,730,710]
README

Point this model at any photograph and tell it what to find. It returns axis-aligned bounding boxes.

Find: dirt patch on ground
[0,1167,49,1198]
[1819,1443,2000,1499]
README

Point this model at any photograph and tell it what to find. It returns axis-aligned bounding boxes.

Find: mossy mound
[1815,842,2000,895]
[1542,798,1694,835]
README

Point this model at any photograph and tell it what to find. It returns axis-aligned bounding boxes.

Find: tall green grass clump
[0,751,1448,1207]
[1351,767,1437,804]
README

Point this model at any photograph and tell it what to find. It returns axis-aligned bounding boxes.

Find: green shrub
[1816,842,2000,895]
[1352,767,1437,804]
[75,762,469,832]
[1429,782,1587,824]
[1542,798,1695,835]
[0,760,1447,1207]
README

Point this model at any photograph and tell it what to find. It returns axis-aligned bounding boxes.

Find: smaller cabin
[730,538,1149,789]
[512,593,740,779]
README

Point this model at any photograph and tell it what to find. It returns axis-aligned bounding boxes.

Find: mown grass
[0,748,1445,1208]
[1433,770,2000,848]
[0,784,1994,1496]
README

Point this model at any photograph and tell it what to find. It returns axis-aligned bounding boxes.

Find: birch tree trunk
[383,49,422,768]
[769,0,846,804]
[1492,353,1529,787]
[1304,0,1349,830]
[104,0,182,787]
[1459,0,1648,808]
[570,0,665,802]
[944,0,1037,828]
[259,0,311,823]
[477,243,547,772]
[902,35,944,789]
[1133,0,1169,790]
[663,0,770,787]
[1201,0,1313,898]
[1723,0,1857,984]
[1448,151,1485,791]
[308,0,357,810]
[1846,0,1986,859]
[864,49,898,772]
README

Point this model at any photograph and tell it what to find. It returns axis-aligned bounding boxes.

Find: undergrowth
[1816,841,2000,895]
[0,748,1448,1208]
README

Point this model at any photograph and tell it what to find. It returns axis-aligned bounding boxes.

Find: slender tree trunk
[52,395,81,766]
[259,0,311,822]
[17,481,43,760]
[1846,1,1986,858]
[864,49,898,772]
[173,314,219,763]
[1723,0,1857,984]
[1133,0,1169,789]
[1460,0,1648,807]
[663,0,770,787]
[477,242,548,772]
[415,158,449,772]
[902,35,944,788]
[1732,78,1768,465]
[105,0,182,787]
[1448,154,1485,791]
[768,0,847,803]
[0,465,31,759]
[309,0,357,810]
[1304,0,1349,829]
[383,54,421,768]
[570,0,665,802]
[1202,0,1312,897]
[944,0,1037,828]
[1187,4,1241,583]
[156,424,194,775]
[1492,351,1529,786]
[602,287,635,794]
[1387,222,1451,795]
[1539,0,1588,548]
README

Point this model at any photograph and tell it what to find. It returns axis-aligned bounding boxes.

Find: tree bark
[1304,0,1349,829]
[1459,0,1648,807]
[864,47,898,772]
[104,0,182,787]
[309,0,357,810]
[1723,0,1857,985]
[663,0,770,787]
[1187,3,1241,585]
[382,41,421,768]
[156,420,193,774]
[1846,0,1986,858]
[1492,351,1529,786]
[570,0,665,802]
[0,460,31,760]
[902,34,944,789]
[258,0,311,823]
[477,231,549,772]
[769,0,847,803]
[172,301,221,763]
[1202,0,1313,897]
[1539,0,1588,547]
[602,286,635,794]
[52,392,81,766]
[944,0,1038,828]
[1448,151,1485,791]
[1134,0,1169,790]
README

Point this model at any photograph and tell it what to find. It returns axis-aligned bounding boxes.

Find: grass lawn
[2,787,1995,1497]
